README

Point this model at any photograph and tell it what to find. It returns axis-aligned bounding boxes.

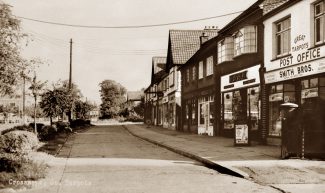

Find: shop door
[198,102,208,135]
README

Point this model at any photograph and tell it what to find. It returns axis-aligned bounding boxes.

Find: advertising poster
[235,124,249,145]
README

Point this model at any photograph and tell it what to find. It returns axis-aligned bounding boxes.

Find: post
[68,38,73,122]
[69,38,73,90]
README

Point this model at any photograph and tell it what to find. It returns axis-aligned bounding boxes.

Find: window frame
[233,26,257,57]
[206,56,213,76]
[198,61,204,79]
[275,17,291,57]
[314,1,325,45]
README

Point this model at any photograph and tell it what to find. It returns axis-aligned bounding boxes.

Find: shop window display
[268,83,295,137]
[247,87,260,131]
[223,92,234,129]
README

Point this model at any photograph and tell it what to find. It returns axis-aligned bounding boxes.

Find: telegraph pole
[69,38,73,90]
[68,38,73,122]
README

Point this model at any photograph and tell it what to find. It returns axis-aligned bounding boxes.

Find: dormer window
[233,26,257,57]
[218,37,234,63]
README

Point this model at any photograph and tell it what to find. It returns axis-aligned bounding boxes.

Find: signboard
[265,59,325,84]
[221,65,260,92]
[301,88,319,99]
[235,124,249,145]
[269,93,283,102]
[266,47,325,71]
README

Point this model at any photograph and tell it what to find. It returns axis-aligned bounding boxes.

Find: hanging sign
[235,124,249,145]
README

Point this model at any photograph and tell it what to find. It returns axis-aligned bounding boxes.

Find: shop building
[216,1,265,144]
[144,57,167,125]
[179,30,218,136]
[262,0,325,157]
[166,29,218,130]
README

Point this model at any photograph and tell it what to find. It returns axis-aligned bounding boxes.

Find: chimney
[200,32,209,46]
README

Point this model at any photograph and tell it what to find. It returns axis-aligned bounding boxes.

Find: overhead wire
[17,10,243,29]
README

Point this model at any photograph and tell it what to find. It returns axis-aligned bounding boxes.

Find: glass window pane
[284,83,295,91]
[268,101,282,136]
[276,84,283,92]
[301,79,309,89]
[310,78,319,87]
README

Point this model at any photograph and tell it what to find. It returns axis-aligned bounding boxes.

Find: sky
[4,0,256,104]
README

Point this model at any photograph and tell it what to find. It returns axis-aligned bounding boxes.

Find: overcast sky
[4,0,256,104]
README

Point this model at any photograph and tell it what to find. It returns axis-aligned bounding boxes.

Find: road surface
[22,125,279,193]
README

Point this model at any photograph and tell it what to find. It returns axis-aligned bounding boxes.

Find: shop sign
[269,93,283,102]
[221,65,260,92]
[301,88,319,99]
[235,124,249,145]
[265,59,325,84]
[266,35,325,72]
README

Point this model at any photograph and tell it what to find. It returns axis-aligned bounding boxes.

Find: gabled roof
[151,56,167,85]
[218,0,264,35]
[166,29,218,69]
[127,91,143,101]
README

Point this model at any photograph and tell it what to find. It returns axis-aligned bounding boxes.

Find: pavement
[123,124,325,193]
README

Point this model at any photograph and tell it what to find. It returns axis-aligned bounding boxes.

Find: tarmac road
[21,125,279,193]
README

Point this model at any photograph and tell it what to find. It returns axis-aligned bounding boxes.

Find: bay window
[218,37,234,63]
[234,26,257,56]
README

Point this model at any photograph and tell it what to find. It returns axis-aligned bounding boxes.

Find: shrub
[55,121,72,132]
[38,125,57,141]
[125,112,143,122]
[0,153,47,189]
[0,131,40,155]
[1,125,33,135]
[70,119,91,128]
[0,153,25,173]
[28,123,45,133]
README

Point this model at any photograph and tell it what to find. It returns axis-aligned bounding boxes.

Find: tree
[74,100,95,120]
[0,3,27,95]
[99,80,126,118]
[59,80,82,122]
[39,89,71,125]
[29,74,47,133]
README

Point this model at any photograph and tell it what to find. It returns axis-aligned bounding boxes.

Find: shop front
[221,65,261,144]
[162,96,169,128]
[265,52,325,156]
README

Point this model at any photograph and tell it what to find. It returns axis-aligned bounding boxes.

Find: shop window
[192,100,196,124]
[223,92,234,129]
[209,102,214,126]
[233,26,257,57]
[218,37,234,63]
[315,1,325,44]
[199,61,203,79]
[301,78,319,104]
[275,17,291,57]
[206,56,213,76]
[185,103,189,120]
[247,87,260,131]
[199,103,205,125]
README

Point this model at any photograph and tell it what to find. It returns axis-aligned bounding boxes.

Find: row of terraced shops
[144,0,325,158]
